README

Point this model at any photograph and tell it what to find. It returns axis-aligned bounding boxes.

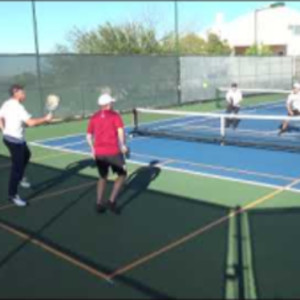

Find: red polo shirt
[87,109,124,156]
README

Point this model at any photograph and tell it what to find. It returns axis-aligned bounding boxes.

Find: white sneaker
[10,195,28,207]
[20,178,31,189]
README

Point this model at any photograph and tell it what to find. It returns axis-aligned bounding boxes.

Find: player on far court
[86,93,128,214]
[225,82,243,129]
[278,82,300,135]
[0,84,53,207]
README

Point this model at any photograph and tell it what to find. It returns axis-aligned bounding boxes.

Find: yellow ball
[203,82,208,89]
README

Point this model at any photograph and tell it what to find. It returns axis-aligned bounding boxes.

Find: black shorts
[226,105,240,114]
[95,154,127,178]
[292,110,300,116]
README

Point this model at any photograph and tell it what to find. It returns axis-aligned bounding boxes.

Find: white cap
[98,94,116,106]
[293,82,300,89]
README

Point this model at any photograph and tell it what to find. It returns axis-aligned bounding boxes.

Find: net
[215,87,290,113]
[132,108,300,152]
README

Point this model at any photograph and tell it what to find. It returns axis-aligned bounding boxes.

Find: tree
[61,22,162,54]
[204,33,232,55]
[244,44,273,56]
[178,33,206,54]
[56,22,232,56]
[12,72,37,86]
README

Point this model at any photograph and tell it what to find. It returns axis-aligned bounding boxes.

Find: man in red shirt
[86,93,128,214]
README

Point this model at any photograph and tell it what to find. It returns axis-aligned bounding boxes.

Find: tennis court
[1,90,300,298]
[32,96,300,194]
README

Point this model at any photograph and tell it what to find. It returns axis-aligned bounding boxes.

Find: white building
[207,5,300,56]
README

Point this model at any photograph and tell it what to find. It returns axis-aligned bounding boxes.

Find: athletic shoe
[9,195,28,207]
[20,178,31,189]
[107,201,120,214]
[95,203,106,214]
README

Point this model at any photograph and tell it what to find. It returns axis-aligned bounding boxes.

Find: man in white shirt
[279,82,300,135]
[225,82,243,129]
[0,84,52,207]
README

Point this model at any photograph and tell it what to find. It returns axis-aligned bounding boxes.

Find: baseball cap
[98,94,116,106]
[293,82,300,89]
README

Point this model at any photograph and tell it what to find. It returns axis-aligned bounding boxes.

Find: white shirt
[0,99,31,141]
[287,92,300,112]
[226,89,243,107]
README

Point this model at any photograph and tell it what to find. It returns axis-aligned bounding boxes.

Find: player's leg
[108,154,127,213]
[226,105,233,127]
[279,112,293,135]
[95,157,109,213]
[20,143,32,188]
[233,107,240,129]
[3,140,28,206]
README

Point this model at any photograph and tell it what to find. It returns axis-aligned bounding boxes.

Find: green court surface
[0,101,300,298]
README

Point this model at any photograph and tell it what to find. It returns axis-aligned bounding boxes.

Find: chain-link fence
[180,56,294,103]
[295,56,300,80]
[0,54,179,118]
[0,54,297,118]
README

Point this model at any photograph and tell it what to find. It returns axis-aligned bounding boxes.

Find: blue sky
[1,1,300,53]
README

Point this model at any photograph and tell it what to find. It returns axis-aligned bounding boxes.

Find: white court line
[33,132,86,144]
[30,141,300,194]
[128,157,300,194]
[130,151,295,181]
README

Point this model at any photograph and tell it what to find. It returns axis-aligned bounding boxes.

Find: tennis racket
[46,94,60,113]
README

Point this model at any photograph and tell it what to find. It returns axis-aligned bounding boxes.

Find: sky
[1,1,300,53]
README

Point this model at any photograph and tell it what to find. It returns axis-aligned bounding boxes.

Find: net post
[174,0,181,105]
[220,115,226,145]
[132,108,138,133]
[31,0,43,116]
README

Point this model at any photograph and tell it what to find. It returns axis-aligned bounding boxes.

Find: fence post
[174,0,181,105]
[31,0,43,115]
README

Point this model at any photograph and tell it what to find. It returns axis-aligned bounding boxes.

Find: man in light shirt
[279,82,300,135]
[0,84,53,207]
[225,82,243,129]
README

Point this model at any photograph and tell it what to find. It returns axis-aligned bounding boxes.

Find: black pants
[4,139,31,197]
[226,105,240,128]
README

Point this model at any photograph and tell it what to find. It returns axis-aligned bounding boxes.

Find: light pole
[254,2,285,54]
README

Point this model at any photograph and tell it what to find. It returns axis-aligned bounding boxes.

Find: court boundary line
[0,220,113,283]
[30,141,300,194]
[108,175,300,279]
[34,139,295,182]
[32,133,86,144]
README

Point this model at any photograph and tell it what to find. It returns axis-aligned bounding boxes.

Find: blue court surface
[31,100,300,194]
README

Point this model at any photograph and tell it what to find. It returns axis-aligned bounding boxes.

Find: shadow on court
[119,160,161,213]
[0,154,229,298]
[27,158,96,201]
